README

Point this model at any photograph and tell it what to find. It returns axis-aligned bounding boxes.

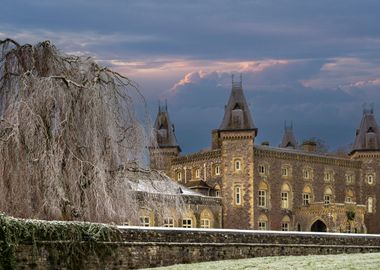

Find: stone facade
[151,78,380,234]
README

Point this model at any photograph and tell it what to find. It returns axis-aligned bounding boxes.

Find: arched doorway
[311,220,327,232]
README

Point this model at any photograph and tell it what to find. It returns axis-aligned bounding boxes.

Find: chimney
[302,140,317,152]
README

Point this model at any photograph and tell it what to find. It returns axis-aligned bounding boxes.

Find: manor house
[150,79,380,234]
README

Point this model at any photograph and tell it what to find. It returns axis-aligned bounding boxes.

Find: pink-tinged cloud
[168,59,291,92]
[301,57,380,90]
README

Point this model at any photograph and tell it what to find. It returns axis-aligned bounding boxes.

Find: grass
[145,253,380,270]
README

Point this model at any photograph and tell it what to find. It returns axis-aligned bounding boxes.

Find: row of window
[259,164,376,185]
[138,216,212,228]
[257,215,290,231]
[175,164,221,181]
[235,182,375,211]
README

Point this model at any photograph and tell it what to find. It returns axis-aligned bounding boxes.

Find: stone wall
[8,227,380,269]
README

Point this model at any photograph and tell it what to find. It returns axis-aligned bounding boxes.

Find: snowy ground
[144,253,380,270]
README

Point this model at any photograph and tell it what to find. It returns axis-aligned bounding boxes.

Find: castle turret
[351,106,380,154]
[212,75,257,150]
[350,105,380,234]
[149,102,181,174]
[213,75,257,229]
[280,121,297,149]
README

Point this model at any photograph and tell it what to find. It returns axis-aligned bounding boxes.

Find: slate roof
[351,108,380,153]
[153,104,181,150]
[280,121,298,149]
[219,80,257,134]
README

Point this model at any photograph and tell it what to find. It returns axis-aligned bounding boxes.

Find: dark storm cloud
[2,0,380,60]
[2,0,380,153]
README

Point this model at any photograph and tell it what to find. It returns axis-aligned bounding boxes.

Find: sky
[1,0,380,153]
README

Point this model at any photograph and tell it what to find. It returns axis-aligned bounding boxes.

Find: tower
[149,102,181,175]
[280,121,298,149]
[213,75,258,229]
[350,105,380,233]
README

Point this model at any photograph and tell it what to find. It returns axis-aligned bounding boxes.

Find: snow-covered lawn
[145,253,380,270]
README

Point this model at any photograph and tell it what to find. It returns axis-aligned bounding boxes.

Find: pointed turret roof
[280,121,297,149]
[153,102,181,151]
[219,75,257,134]
[351,106,380,153]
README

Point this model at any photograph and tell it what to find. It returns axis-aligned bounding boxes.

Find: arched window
[182,211,196,228]
[258,214,268,230]
[368,197,374,213]
[281,215,291,231]
[324,187,333,205]
[200,209,214,229]
[281,183,291,209]
[302,185,312,206]
[258,181,268,208]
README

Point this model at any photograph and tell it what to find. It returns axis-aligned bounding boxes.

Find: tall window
[176,171,182,181]
[163,217,174,227]
[368,197,374,213]
[200,219,210,228]
[258,214,268,230]
[234,185,242,205]
[235,160,241,171]
[258,181,268,208]
[324,187,333,205]
[259,190,267,207]
[195,168,201,179]
[302,185,312,206]
[139,216,150,227]
[281,183,291,209]
[182,218,193,228]
[214,165,220,175]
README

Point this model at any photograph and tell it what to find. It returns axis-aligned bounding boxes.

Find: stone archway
[311,220,327,232]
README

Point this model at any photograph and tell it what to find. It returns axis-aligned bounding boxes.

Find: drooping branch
[0,39,185,224]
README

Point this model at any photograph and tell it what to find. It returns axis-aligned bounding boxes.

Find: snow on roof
[122,168,205,197]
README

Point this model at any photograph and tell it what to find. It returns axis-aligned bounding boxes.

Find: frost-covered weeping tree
[0,39,184,223]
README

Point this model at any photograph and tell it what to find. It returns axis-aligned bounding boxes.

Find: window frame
[139,216,150,227]
[258,190,267,208]
[234,185,242,206]
[182,218,193,228]
[163,217,175,227]
[281,192,289,209]
[200,219,210,228]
